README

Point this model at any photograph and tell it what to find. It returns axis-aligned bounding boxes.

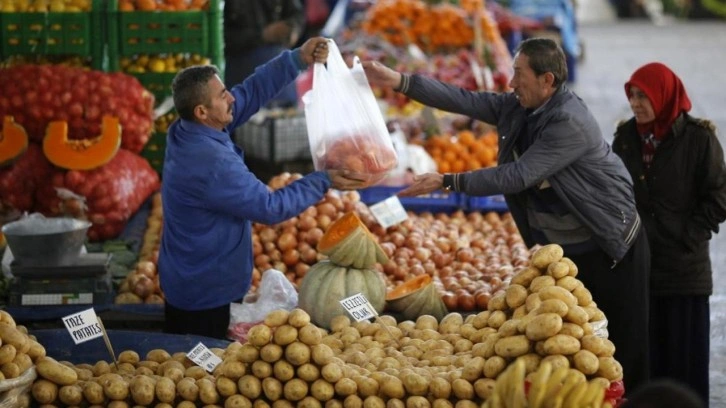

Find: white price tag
[62,308,103,345]
[339,293,377,322]
[187,342,222,373]
[369,196,408,229]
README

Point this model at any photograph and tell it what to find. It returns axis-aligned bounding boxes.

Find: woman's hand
[300,37,329,66]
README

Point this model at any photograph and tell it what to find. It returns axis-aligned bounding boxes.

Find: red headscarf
[624,62,692,140]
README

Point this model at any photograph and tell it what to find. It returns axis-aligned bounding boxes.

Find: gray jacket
[401,74,641,262]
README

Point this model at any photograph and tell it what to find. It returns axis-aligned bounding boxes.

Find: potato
[146,349,172,363]
[380,376,405,399]
[36,356,78,385]
[386,398,405,408]
[288,308,311,328]
[221,360,246,380]
[363,396,386,408]
[531,244,564,269]
[255,400,272,408]
[353,375,379,397]
[559,323,585,339]
[512,306,528,320]
[299,396,323,408]
[263,377,284,401]
[225,394,252,408]
[573,350,600,375]
[494,335,531,358]
[273,325,298,346]
[297,363,320,382]
[32,379,58,404]
[487,311,507,329]
[264,310,290,327]
[432,400,453,408]
[118,350,140,365]
[251,360,273,379]
[517,353,542,374]
[439,313,464,335]
[311,344,335,366]
[565,305,589,325]
[311,379,335,401]
[428,376,451,399]
[129,375,156,405]
[546,261,570,279]
[526,313,563,341]
[451,378,474,400]
[0,322,27,350]
[497,320,520,337]
[345,395,364,408]
[405,396,429,408]
[335,377,358,397]
[58,384,83,406]
[217,376,238,397]
[237,344,260,363]
[283,378,308,401]
[471,311,490,330]
[510,266,541,287]
[559,257,578,277]
[529,275,556,293]
[402,372,428,396]
[26,339,46,360]
[273,400,294,408]
[505,284,528,308]
[103,376,129,401]
[299,324,323,346]
[198,377,220,405]
[473,378,496,399]
[543,335,581,355]
[186,365,209,380]
[483,356,506,379]
[321,362,343,383]
[0,310,15,326]
[83,380,106,405]
[538,286,578,307]
[581,335,616,357]
[487,292,507,312]
[177,377,200,401]
[237,375,262,399]
[461,357,486,382]
[248,325,273,347]
[260,343,283,363]
[476,333,500,359]
[525,293,542,313]
[597,357,623,381]
[541,354,570,370]
[0,344,16,366]
[572,287,593,306]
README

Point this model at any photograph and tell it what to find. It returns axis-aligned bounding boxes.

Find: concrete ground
[569,16,726,406]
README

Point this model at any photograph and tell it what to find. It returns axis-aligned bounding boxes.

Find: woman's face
[628,85,656,124]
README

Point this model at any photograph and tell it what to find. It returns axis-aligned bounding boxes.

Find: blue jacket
[159,50,331,310]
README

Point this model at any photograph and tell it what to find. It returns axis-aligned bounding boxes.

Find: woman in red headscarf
[613,62,726,404]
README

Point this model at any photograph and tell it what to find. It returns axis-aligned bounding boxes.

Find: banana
[563,380,588,408]
[580,380,606,407]
[542,366,569,403]
[528,362,553,408]
[508,359,527,408]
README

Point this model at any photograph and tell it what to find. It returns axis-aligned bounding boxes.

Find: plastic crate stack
[106,0,224,176]
[0,0,106,69]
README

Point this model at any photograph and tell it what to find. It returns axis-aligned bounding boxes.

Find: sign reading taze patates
[339,293,377,322]
[62,308,103,345]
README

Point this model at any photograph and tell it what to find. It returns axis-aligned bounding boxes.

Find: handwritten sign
[369,196,408,229]
[62,308,103,345]
[187,342,222,373]
[339,293,377,322]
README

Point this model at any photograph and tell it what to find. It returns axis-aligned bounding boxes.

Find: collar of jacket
[178,118,233,145]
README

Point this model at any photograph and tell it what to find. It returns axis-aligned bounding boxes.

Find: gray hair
[171,65,220,121]
[515,38,568,88]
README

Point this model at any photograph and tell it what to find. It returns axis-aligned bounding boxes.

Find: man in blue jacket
[363,38,650,394]
[159,37,367,339]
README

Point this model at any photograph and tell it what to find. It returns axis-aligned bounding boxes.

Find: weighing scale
[7,252,114,306]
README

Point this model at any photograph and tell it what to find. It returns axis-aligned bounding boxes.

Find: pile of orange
[425,130,498,173]
[118,0,208,11]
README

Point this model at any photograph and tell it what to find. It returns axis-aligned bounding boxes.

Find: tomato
[605,380,625,400]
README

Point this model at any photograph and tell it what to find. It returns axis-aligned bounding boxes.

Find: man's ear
[194,104,206,120]
[543,72,556,87]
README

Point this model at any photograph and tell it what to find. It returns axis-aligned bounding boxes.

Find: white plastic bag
[303,39,397,187]
[227,269,298,342]
[590,319,609,339]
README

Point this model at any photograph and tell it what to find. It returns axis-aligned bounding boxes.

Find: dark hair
[515,38,568,87]
[172,65,220,121]
[621,379,704,408]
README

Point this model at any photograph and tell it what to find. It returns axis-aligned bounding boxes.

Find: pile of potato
[0,310,47,380]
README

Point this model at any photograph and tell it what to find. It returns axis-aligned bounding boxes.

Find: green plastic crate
[107,0,223,69]
[0,0,105,69]
[133,71,176,105]
[141,131,167,177]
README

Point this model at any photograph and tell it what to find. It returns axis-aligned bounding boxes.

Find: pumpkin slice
[387,275,448,321]
[0,116,29,167]
[298,260,386,329]
[318,212,389,269]
[43,115,121,170]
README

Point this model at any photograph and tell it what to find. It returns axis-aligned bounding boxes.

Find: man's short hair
[515,38,568,87]
[172,65,220,121]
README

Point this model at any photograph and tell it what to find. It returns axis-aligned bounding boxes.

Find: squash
[43,115,121,170]
[317,212,389,269]
[386,274,448,321]
[297,260,386,329]
[0,116,29,167]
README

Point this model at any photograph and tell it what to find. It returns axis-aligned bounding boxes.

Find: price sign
[187,342,222,373]
[339,293,377,322]
[62,308,103,345]
[369,196,408,229]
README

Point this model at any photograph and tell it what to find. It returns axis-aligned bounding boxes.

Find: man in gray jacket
[363,38,650,393]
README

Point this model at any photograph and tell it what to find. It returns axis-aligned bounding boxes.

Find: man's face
[628,86,656,124]
[509,53,551,109]
[198,75,235,130]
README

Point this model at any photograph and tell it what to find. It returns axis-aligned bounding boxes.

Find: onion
[282,249,300,267]
[136,261,156,278]
[277,232,298,252]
